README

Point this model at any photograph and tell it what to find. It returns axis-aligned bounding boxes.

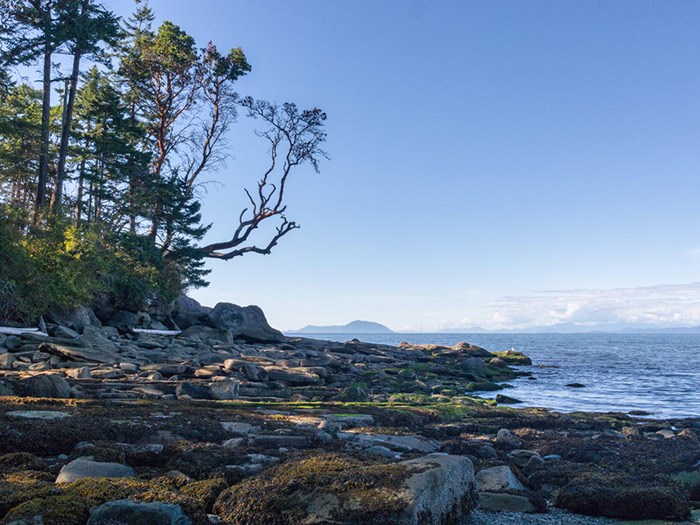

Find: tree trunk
[36,19,52,215]
[53,44,82,211]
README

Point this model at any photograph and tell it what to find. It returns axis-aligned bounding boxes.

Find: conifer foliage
[0,0,327,321]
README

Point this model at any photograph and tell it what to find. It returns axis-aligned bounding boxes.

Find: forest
[0,0,326,322]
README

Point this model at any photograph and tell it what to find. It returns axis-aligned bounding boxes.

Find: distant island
[288,320,394,334]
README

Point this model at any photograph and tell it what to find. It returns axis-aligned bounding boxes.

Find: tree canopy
[0,0,327,321]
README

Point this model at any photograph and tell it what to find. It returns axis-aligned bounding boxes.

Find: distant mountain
[288,320,394,334]
[434,323,700,334]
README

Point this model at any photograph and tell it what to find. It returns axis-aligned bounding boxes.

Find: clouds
[464,282,700,330]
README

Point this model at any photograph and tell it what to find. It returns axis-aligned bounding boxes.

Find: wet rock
[22,373,71,398]
[475,466,526,492]
[208,303,285,343]
[87,499,192,525]
[56,458,135,483]
[478,492,536,513]
[495,394,522,404]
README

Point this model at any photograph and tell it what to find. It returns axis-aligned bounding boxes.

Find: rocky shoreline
[0,300,699,524]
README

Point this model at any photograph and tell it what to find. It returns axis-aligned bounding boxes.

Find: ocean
[290,333,700,419]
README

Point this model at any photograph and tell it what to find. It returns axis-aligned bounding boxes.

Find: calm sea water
[291,333,700,419]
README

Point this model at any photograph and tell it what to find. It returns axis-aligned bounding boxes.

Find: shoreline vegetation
[0,298,698,524]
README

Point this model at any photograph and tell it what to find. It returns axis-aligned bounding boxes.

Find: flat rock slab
[56,459,135,484]
[338,430,440,453]
[6,410,72,420]
[221,422,259,435]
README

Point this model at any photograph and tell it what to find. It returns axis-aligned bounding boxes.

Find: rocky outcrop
[213,452,476,524]
[207,303,285,343]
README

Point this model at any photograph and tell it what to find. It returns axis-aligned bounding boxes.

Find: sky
[97,0,700,331]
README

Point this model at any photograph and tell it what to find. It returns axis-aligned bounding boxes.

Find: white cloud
[463,282,700,330]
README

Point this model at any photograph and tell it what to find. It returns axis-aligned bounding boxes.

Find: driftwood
[0,327,49,337]
[132,329,181,336]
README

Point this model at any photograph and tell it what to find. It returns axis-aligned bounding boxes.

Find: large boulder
[107,310,150,333]
[475,465,526,492]
[207,303,285,343]
[46,305,101,334]
[56,459,135,484]
[173,295,211,330]
[214,452,476,524]
[88,500,192,525]
[22,374,71,398]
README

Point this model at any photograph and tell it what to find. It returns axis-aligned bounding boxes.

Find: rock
[7,410,72,420]
[47,305,100,333]
[176,382,211,400]
[508,449,542,467]
[495,394,522,404]
[22,374,71,398]
[340,385,369,401]
[222,438,244,449]
[247,435,310,449]
[88,499,192,525]
[337,431,440,453]
[554,478,691,520]
[242,362,266,381]
[314,430,333,444]
[478,492,536,513]
[543,454,561,461]
[65,366,92,379]
[461,357,488,372]
[0,378,18,396]
[264,366,321,385]
[565,383,586,388]
[90,367,126,379]
[142,363,187,377]
[656,429,675,439]
[621,426,642,439]
[107,310,139,333]
[208,303,285,343]
[221,422,258,435]
[495,429,522,448]
[56,458,135,483]
[322,414,375,428]
[475,465,526,492]
[214,452,476,525]
[365,445,396,458]
[4,335,22,351]
[173,295,212,330]
[210,379,240,400]
[51,325,81,339]
[0,352,16,369]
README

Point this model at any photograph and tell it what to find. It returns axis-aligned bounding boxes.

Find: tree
[199,98,327,260]
[51,0,120,211]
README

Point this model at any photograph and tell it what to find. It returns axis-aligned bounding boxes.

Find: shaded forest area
[0,0,326,322]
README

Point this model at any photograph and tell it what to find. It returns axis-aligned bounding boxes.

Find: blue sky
[101,1,700,331]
